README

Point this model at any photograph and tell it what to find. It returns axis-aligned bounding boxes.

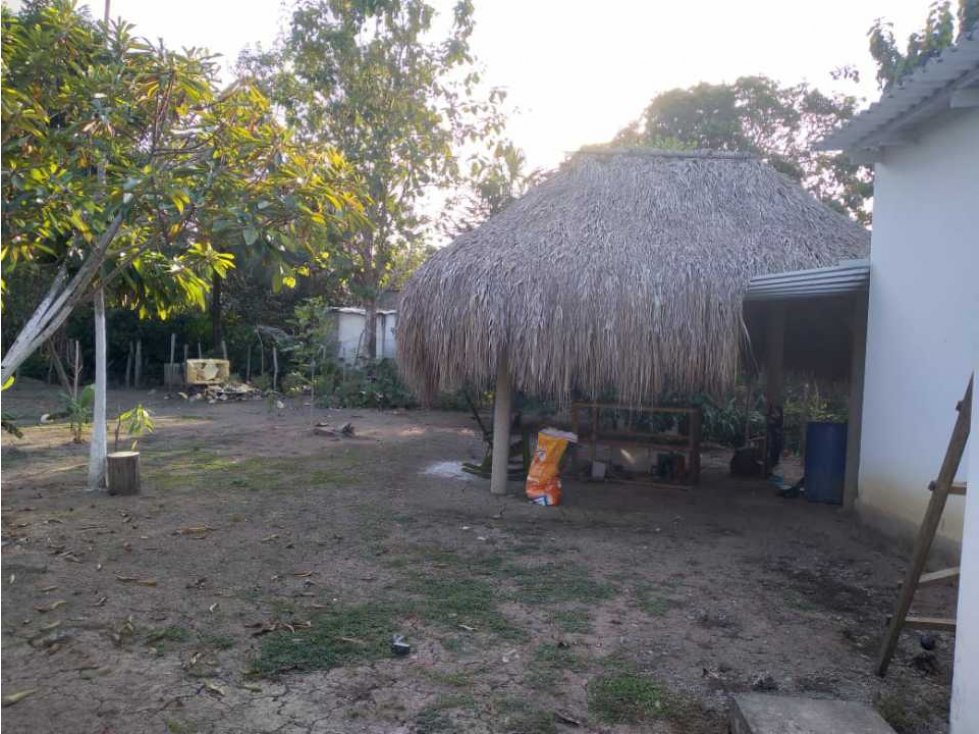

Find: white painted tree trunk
[88,288,108,491]
[0,213,124,384]
[490,354,512,496]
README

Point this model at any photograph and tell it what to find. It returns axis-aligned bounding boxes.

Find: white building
[328,307,398,363]
[820,32,978,733]
[820,34,979,552]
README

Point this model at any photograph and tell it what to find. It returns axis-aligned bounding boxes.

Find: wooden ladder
[876,376,972,676]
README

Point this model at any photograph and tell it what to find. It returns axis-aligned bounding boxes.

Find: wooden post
[169,333,176,365]
[260,344,266,376]
[197,341,202,359]
[107,451,140,495]
[134,339,142,388]
[125,342,133,389]
[490,354,512,496]
[183,344,189,384]
[246,344,252,383]
[765,303,786,409]
[221,339,228,361]
[843,292,868,511]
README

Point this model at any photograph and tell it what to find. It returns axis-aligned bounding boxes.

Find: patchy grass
[495,697,558,734]
[552,608,592,634]
[415,694,477,733]
[588,672,668,725]
[199,632,235,650]
[405,574,523,639]
[144,625,191,645]
[525,642,589,691]
[507,562,616,605]
[252,603,398,676]
[635,584,676,617]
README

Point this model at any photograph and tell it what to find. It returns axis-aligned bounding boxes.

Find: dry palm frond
[398,150,869,404]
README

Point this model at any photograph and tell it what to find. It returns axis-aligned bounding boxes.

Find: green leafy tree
[610,76,873,224]
[869,0,977,89]
[1,0,364,486]
[240,0,505,358]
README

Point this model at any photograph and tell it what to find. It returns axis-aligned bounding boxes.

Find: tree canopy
[1,0,365,381]
[609,76,873,224]
[869,0,978,89]
[240,0,506,357]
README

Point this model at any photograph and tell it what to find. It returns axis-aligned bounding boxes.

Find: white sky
[74,0,932,171]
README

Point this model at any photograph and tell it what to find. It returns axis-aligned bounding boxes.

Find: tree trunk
[107,451,140,496]
[88,288,108,491]
[210,272,223,349]
[363,298,378,362]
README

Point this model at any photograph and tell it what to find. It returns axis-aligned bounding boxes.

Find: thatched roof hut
[398,150,869,408]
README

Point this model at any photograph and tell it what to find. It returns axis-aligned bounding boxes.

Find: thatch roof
[397,150,870,404]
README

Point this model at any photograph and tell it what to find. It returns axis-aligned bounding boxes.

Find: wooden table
[570,402,702,485]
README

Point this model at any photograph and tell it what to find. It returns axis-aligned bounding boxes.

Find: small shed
[329,307,398,363]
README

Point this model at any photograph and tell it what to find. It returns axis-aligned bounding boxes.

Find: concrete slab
[731,694,896,734]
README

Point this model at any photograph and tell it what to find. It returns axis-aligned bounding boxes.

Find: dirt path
[1,381,955,733]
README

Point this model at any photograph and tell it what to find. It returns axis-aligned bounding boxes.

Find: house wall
[857,108,979,548]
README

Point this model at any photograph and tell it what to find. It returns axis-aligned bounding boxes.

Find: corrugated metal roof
[745,260,870,301]
[818,31,979,153]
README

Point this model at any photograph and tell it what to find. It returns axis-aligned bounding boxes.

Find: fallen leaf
[39,585,58,593]
[458,624,476,632]
[9,574,15,584]
[208,603,219,613]
[94,596,107,607]
[175,526,215,536]
[34,600,66,613]
[241,683,262,693]
[2,689,38,707]
[115,575,157,586]
[202,680,224,697]
[260,534,278,543]
[291,571,314,578]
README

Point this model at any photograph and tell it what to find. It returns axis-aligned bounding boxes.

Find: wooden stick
[134,339,142,389]
[876,376,973,676]
[169,333,176,364]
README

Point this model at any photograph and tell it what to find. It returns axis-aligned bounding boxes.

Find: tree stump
[107,451,140,495]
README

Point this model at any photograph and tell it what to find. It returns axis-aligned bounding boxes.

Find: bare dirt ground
[1,380,957,734]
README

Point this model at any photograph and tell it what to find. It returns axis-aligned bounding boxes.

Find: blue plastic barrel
[804,422,848,504]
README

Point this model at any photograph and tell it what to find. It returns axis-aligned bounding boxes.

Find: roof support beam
[490,353,512,496]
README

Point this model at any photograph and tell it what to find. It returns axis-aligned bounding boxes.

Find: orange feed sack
[525,429,577,506]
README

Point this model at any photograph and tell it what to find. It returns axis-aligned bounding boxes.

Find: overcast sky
[74,0,933,171]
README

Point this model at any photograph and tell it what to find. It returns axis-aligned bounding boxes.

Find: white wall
[952,375,979,732]
[858,109,979,546]
[332,310,398,363]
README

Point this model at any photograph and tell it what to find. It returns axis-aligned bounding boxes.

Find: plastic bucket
[804,421,848,505]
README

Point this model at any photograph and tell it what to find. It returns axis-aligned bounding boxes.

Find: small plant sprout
[114,404,154,451]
